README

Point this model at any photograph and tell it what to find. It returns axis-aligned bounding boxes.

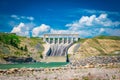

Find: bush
[0,33,20,48]
[24,45,28,51]
[20,47,24,50]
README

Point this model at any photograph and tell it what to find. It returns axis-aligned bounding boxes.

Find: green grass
[93,46,105,54]
[29,37,44,46]
[75,38,87,43]
[94,35,120,40]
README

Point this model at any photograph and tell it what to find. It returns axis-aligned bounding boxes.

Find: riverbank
[0,56,120,79]
[0,66,120,80]
[70,56,120,66]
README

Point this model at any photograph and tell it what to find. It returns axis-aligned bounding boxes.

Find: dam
[43,34,79,62]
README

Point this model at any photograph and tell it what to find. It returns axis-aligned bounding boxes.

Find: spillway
[47,43,73,56]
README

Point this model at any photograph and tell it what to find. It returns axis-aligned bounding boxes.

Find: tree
[10,38,13,44]
[20,46,24,50]
[0,33,20,48]
[24,45,28,51]
[40,54,43,59]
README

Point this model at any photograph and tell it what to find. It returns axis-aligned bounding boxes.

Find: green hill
[73,36,120,60]
[0,33,44,63]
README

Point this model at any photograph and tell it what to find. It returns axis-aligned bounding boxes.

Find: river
[0,62,68,69]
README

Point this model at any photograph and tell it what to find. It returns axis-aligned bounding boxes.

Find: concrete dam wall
[42,34,79,62]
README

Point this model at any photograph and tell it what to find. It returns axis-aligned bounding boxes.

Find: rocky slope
[0,33,44,63]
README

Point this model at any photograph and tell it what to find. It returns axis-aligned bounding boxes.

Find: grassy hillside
[73,36,120,60]
[1,33,120,63]
[94,35,120,40]
[0,33,44,63]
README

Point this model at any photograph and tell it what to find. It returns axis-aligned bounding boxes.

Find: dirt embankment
[73,39,120,59]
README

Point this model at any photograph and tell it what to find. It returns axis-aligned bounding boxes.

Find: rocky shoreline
[0,56,120,80]
[3,56,36,63]
[0,66,120,80]
[70,56,120,66]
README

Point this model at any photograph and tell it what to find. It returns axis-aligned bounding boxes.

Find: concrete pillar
[62,38,64,44]
[58,38,59,44]
[45,37,46,42]
[48,37,50,43]
[53,38,55,44]
[76,37,78,41]
[51,37,53,44]
[68,37,70,43]
[72,37,74,42]
[70,37,72,43]
[67,37,69,44]
[66,37,67,43]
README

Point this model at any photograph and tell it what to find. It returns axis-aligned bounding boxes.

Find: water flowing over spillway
[47,43,73,56]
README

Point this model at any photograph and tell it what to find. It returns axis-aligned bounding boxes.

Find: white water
[47,43,73,56]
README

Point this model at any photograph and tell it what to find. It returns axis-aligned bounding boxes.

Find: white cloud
[11,15,20,20]
[11,22,24,33]
[99,28,105,33]
[11,22,35,37]
[105,28,120,36]
[35,14,119,38]
[50,29,70,34]
[27,16,34,21]
[66,14,120,28]
[11,15,34,21]
[10,13,120,38]
[21,16,25,19]
[32,24,50,37]
[74,9,120,16]
[54,14,120,38]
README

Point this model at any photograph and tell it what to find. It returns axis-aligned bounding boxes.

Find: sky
[0,0,120,38]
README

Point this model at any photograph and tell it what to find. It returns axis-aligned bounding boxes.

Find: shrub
[0,33,20,48]
[24,45,28,51]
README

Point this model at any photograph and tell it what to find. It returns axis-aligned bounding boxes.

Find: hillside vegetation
[73,36,120,60]
[0,33,44,63]
[0,33,120,63]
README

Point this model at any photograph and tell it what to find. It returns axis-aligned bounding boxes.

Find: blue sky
[0,0,120,38]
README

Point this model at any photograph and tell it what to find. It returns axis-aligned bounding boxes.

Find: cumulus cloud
[51,14,119,38]
[11,22,35,37]
[66,14,120,28]
[32,24,50,37]
[10,13,120,38]
[62,14,120,37]
[34,14,119,38]
[11,15,34,21]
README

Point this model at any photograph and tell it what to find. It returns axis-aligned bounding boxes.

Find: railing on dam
[43,34,79,44]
